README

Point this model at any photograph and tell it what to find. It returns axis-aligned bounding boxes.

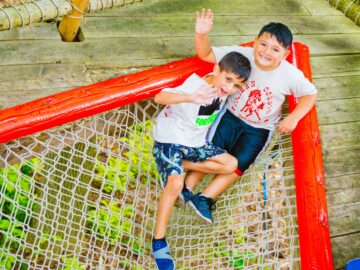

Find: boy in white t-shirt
[184,9,318,224]
[152,51,251,270]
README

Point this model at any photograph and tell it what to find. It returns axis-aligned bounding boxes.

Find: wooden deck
[0,0,359,269]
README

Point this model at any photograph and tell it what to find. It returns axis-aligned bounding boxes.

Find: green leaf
[0,219,10,231]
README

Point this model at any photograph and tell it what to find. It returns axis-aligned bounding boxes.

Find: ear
[213,64,220,75]
[283,49,291,59]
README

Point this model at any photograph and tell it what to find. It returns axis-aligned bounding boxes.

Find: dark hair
[218,52,251,83]
[258,22,293,49]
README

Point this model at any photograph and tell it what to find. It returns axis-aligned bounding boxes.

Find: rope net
[0,97,300,269]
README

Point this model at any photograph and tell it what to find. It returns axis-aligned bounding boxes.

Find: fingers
[278,126,292,135]
[196,8,213,21]
[199,84,216,96]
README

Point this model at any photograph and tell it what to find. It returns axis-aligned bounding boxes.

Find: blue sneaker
[152,239,175,270]
[189,193,216,224]
[178,185,193,204]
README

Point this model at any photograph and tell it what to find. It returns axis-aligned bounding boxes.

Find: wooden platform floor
[0,0,359,269]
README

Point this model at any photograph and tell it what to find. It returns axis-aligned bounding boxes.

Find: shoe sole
[188,201,213,224]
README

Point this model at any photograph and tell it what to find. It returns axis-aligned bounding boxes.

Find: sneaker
[188,193,216,224]
[152,239,175,270]
[178,185,193,204]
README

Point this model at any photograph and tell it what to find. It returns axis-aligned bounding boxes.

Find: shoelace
[205,197,216,211]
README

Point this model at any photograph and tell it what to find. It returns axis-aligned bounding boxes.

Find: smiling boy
[184,9,318,224]
[152,51,251,270]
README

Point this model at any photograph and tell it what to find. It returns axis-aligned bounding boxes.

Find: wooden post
[58,0,89,42]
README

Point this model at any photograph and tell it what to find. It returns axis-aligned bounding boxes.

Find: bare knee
[164,175,184,196]
[222,154,238,174]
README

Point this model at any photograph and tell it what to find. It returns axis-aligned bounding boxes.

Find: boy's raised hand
[195,8,214,35]
[190,84,217,104]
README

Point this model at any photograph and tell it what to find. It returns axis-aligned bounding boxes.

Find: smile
[260,54,272,61]
[220,88,228,95]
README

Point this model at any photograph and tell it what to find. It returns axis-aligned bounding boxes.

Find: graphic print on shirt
[240,90,265,121]
[229,80,274,125]
[196,98,222,126]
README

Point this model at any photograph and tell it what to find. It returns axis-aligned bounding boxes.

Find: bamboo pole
[328,0,360,26]
[58,0,88,42]
[0,0,72,31]
[0,0,143,31]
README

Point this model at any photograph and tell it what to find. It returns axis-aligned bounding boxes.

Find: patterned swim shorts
[153,141,226,188]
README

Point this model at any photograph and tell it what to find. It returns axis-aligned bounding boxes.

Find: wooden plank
[311,55,360,78]
[0,87,73,110]
[323,146,360,177]
[0,14,360,40]
[314,75,360,101]
[79,15,360,39]
[326,174,360,205]
[331,232,360,270]
[88,0,310,16]
[329,202,360,236]
[296,34,360,55]
[0,21,61,41]
[3,14,359,41]
[320,121,360,151]
[1,34,360,66]
[316,98,360,125]
[0,63,92,92]
[326,173,360,192]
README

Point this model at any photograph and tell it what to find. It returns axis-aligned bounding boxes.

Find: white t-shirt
[153,73,227,147]
[213,46,317,130]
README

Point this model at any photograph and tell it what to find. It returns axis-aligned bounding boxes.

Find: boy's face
[212,67,244,97]
[253,32,290,71]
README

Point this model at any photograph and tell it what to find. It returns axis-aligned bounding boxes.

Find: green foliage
[122,120,159,180]
[60,256,84,270]
[94,120,158,194]
[86,200,143,254]
[0,158,40,270]
[207,226,261,269]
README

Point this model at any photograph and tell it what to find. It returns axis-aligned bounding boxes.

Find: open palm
[195,9,214,34]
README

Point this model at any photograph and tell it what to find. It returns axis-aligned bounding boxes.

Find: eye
[260,42,266,47]
[273,48,279,52]
[226,77,232,83]
[234,84,241,90]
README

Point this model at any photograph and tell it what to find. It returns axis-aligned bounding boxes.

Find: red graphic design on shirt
[240,90,265,121]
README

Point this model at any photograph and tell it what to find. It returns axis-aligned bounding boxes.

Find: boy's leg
[153,174,183,270]
[177,142,236,204]
[201,172,240,199]
[189,111,272,223]
[184,171,205,190]
[182,152,237,175]
[154,174,184,239]
[152,142,186,270]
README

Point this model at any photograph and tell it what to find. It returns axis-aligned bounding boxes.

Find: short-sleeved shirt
[212,46,318,131]
[153,73,227,147]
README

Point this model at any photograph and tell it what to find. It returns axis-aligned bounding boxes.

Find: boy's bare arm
[195,9,216,63]
[154,84,217,105]
[278,93,317,134]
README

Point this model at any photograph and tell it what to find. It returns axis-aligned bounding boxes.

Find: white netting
[0,99,300,270]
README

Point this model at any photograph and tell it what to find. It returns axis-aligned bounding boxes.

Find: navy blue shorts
[153,141,226,188]
[210,109,272,174]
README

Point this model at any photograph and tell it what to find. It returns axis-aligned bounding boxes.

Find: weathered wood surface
[0,0,359,269]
